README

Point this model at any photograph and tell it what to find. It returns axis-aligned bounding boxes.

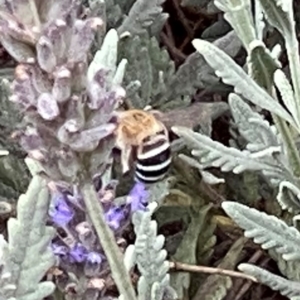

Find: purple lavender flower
[69,243,88,263]
[127,182,149,212]
[51,243,69,259]
[84,251,104,277]
[87,251,103,264]
[49,193,74,227]
[105,206,126,230]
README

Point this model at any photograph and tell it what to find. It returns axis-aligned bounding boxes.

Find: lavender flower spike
[49,193,74,227]
[127,182,149,212]
[105,205,126,230]
[69,243,88,263]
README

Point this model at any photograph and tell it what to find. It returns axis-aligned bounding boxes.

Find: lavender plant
[0,0,181,299]
[173,0,300,298]
[0,0,280,299]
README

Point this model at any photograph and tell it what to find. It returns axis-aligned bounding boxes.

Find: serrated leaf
[239,263,300,298]
[229,93,279,151]
[166,31,241,105]
[117,0,166,35]
[119,33,174,108]
[247,39,280,90]
[258,1,300,132]
[268,248,300,282]
[1,175,56,300]
[191,39,296,127]
[274,69,299,127]
[172,126,289,185]
[130,203,176,300]
[148,13,169,38]
[277,181,300,213]
[179,154,225,185]
[222,201,300,261]
[214,0,256,49]
[87,29,119,82]
[258,0,293,39]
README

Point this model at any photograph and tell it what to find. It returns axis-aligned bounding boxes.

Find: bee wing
[154,102,229,133]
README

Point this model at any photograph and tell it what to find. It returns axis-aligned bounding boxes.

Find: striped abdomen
[135,133,171,183]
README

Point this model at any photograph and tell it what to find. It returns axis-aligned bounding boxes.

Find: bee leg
[121,145,132,174]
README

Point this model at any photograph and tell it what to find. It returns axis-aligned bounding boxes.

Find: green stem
[80,180,137,300]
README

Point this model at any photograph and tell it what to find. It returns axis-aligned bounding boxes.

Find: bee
[115,109,171,183]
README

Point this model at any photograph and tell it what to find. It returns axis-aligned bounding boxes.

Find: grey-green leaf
[87,28,119,82]
[277,181,300,213]
[229,93,279,151]
[191,38,295,126]
[214,0,256,49]
[274,69,299,127]
[239,263,300,298]
[172,126,286,184]
[222,201,300,261]
[258,0,293,39]
[247,39,280,90]
[117,0,166,36]
[1,175,56,300]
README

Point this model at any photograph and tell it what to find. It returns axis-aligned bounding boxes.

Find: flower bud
[52,66,71,103]
[36,36,57,73]
[12,64,38,108]
[37,92,60,120]
[68,18,103,63]
[46,19,67,63]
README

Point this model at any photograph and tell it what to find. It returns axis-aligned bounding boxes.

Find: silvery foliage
[0,0,178,299]
[124,202,176,300]
[115,0,242,111]
[0,160,56,300]
[173,0,300,298]
[123,180,177,300]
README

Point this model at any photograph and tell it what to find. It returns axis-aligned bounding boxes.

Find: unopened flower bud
[37,92,60,120]
[47,19,67,63]
[52,66,71,103]
[68,18,103,63]
[36,36,57,73]
[12,64,38,108]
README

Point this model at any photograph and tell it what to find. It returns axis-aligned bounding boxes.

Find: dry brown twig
[169,261,258,283]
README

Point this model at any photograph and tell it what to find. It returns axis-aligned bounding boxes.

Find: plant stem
[80,180,137,300]
[169,261,258,282]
